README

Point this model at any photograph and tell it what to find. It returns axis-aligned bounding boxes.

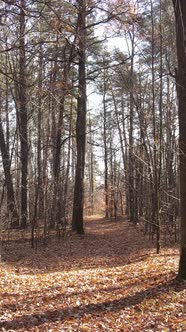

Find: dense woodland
[0,0,177,221]
[0,0,179,240]
[0,0,186,330]
[0,0,185,274]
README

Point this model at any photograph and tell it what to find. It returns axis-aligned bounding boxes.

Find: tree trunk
[19,0,28,228]
[0,111,19,228]
[128,26,136,224]
[172,0,186,280]
[72,0,86,234]
[103,70,109,219]
[63,96,73,224]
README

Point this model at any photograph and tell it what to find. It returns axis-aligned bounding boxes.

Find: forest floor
[0,216,185,332]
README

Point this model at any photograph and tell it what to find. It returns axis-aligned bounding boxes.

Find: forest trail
[0,217,185,332]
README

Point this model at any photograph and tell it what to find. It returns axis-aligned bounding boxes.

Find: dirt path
[1,217,150,271]
[0,217,184,332]
[2,216,155,271]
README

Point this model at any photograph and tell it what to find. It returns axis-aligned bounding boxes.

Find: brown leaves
[0,217,185,331]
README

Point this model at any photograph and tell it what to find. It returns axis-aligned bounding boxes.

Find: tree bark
[103,69,109,219]
[72,0,87,234]
[128,26,136,224]
[172,0,186,280]
[0,111,19,228]
[19,0,28,228]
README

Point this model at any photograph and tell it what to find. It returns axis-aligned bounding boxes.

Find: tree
[172,0,186,280]
[72,0,87,234]
[18,0,28,228]
[0,111,19,228]
[102,64,109,219]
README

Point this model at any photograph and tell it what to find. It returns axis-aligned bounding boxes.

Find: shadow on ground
[2,219,160,273]
[0,277,184,331]
[1,217,161,273]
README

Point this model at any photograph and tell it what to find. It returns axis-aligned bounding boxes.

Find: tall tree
[18,0,28,228]
[102,66,109,219]
[172,0,186,280]
[72,0,87,234]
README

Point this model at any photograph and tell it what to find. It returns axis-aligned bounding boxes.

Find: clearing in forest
[0,217,185,331]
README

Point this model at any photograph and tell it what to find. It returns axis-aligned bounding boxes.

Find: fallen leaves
[0,217,185,331]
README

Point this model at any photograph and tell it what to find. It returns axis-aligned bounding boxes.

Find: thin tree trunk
[156,0,163,254]
[150,0,159,243]
[103,69,109,219]
[63,96,73,224]
[19,0,28,228]
[128,26,136,223]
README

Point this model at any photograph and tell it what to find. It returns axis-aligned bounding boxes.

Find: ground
[0,217,185,331]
